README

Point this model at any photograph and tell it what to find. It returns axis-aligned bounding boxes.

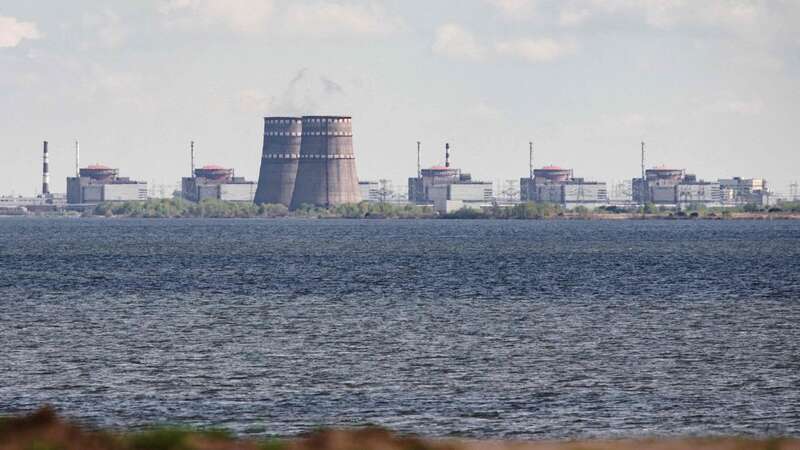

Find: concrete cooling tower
[290,116,361,209]
[254,117,303,206]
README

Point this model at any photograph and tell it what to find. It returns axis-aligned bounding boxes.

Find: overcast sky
[1,0,799,196]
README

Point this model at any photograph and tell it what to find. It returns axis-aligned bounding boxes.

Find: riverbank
[3,198,800,220]
[2,408,798,450]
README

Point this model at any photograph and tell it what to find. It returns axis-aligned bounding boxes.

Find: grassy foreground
[1,408,798,450]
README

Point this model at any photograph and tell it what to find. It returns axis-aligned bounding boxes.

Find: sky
[1,0,799,196]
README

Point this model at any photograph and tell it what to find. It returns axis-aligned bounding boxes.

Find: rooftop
[85,164,112,170]
[199,164,227,170]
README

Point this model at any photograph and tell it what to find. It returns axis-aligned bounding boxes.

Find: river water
[1,218,798,438]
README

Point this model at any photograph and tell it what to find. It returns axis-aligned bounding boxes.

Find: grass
[1,408,799,450]
[127,427,194,450]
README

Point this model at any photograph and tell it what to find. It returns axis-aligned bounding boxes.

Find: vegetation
[92,199,434,219]
[85,198,800,220]
[1,407,798,450]
[94,199,289,219]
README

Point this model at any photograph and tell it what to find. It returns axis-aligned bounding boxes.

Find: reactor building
[632,167,721,206]
[408,143,493,213]
[254,115,361,209]
[181,165,257,202]
[632,168,770,207]
[520,166,608,207]
[67,164,148,204]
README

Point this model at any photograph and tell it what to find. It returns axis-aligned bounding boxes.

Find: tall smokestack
[42,141,50,196]
[75,140,80,177]
[416,141,421,179]
[529,141,534,179]
[445,143,451,168]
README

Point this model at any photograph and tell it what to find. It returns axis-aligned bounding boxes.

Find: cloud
[484,0,537,20]
[432,24,487,62]
[159,0,399,37]
[82,9,128,49]
[495,37,577,62]
[158,0,275,34]
[0,16,42,48]
[467,101,504,120]
[558,0,764,31]
[706,96,764,116]
[283,2,401,37]
[558,5,592,26]
[433,23,576,64]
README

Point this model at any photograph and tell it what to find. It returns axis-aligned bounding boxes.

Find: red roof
[428,165,450,170]
[540,165,566,171]
[86,164,111,170]
[200,164,227,170]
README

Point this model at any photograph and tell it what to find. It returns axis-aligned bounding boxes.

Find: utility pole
[379,179,393,203]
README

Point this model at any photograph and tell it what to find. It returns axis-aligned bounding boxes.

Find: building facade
[66,165,147,204]
[520,166,608,207]
[358,181,380,202]
[427,182,494,214]
[632,168,764,207]
[182,165,256,202]
[719,177,770,206]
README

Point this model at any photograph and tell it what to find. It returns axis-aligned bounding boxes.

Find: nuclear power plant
[255,115,361,209]
[11,132,790,213]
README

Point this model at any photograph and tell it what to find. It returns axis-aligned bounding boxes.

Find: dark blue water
[1,218,799,438]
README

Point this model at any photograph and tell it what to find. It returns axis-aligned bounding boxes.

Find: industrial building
[520,166,608,207]
[408,143,494,213]
[428,182,494,213]
[719,177,770,206]
[359,181,380,202]
[255,115,361,209]
[67,165,148,204]
[181,165,256,202]
[632,167,722,206]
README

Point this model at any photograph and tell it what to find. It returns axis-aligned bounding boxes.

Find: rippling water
[1,218,799,438]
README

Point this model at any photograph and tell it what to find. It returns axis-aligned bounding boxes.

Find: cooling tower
[254,117,302,206]
[290,116,361,209]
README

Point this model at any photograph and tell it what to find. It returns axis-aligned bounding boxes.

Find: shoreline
[2,408,798,450]
[3,198,800,220]
[3,212,800,220]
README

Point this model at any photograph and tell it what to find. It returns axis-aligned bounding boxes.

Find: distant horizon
[2,1,799,196]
